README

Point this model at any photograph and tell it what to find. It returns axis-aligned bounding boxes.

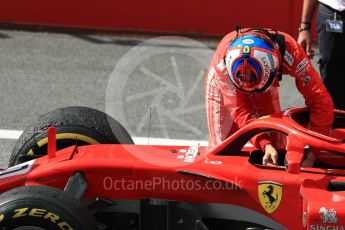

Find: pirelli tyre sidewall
[9,106,134,166]
[0,186,96,230]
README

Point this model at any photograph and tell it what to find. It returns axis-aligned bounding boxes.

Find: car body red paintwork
[1,107,345,230]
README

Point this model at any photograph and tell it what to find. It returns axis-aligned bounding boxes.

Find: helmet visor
[233,59,260,92]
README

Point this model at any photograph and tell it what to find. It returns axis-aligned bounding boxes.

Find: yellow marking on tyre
[12,207,28,218]
[11,207,73,230]
[27,133,100,156]
[0,214,4,222]
[29,208,46,217]
[57,221,74,230]
[44,211,60,223]
[27,149,34,156]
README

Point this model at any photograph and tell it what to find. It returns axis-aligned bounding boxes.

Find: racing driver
[205,27,334,167]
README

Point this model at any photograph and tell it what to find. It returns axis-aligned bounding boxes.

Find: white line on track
[0,129,209,146]
[0,129,22,140]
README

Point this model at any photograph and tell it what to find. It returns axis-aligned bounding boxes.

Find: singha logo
[319,207,337,224]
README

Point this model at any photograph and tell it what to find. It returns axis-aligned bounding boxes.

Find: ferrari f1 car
[0,106,345,230]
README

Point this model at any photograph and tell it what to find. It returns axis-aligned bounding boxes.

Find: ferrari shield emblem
[258,181,282,214]
[243,45,250,53]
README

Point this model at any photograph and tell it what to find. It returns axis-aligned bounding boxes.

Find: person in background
[298,0,345,110]
[206,27,334,167]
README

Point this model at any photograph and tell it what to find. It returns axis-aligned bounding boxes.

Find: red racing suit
[206,30,334,149]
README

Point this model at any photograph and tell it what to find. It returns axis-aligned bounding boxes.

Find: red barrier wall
[0,0,307,38]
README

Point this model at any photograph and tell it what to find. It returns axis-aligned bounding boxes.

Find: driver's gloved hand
[262,143,278,166]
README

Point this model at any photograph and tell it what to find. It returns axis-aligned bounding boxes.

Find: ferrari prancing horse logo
[243,45,250,53]
[258,181,283,214]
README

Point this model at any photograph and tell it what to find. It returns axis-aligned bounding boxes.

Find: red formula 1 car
[0,106,345,230]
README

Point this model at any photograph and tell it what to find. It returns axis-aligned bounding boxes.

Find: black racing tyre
[0,185,97,230]
[9,106,133,166]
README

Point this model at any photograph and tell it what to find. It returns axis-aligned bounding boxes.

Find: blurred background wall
[0,0,316,38]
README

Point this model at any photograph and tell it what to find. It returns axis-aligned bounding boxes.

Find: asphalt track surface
[0,29,320,168]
